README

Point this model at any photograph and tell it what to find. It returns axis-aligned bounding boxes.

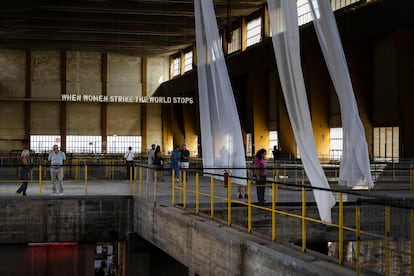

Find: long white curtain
[307,0,373,188]
[194,0,246,185]
[267,0,335,222]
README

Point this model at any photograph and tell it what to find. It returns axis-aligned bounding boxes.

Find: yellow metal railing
[162,168,413,276]
[2,161,413,275]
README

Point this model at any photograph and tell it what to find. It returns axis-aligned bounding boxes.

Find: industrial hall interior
[0,0,413,276]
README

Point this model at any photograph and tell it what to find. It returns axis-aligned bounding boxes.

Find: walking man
[48,144,66,196]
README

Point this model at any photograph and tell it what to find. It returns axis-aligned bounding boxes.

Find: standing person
[124,146,135,180]
[272,145,280,162]
[16,141,30,196]
[180,144,190,181]
[48,144,66,196]
[148,144,156,166]
[170,145,181,181]
[147,144,156,180]
[153,145,164,181]
[254,148,267,204]
[107,256,119,276]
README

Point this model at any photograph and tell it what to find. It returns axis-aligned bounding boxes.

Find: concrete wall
[1,196,133,243]
[0,50,150,152]
[1,195,363,275]
[134,199,355,276]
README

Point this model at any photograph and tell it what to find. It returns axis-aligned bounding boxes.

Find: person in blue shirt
[48,144,66,196]
[170,145,181,181]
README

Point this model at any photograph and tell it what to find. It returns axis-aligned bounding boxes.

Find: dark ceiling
[0,0,266,57]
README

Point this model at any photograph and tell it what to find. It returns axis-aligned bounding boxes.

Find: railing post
[183,170,187,210]
[139,167,143,199]
[411,168,414,197]
[356,203,361,276]
[339,192,343,264]
[85,165,88,195]
[195,172,199,215]
[129,166,133,189]
[172,170,175,206]
[411,209,414,276]
[39,165,43,195]
[210,175,215,220]
[132,167,137,196]
[301,186,306,252]
[272,183,278,241]
[247,179,252,234]
[227,173,231,227]
[385,206,391,275]
[153,174,157,205]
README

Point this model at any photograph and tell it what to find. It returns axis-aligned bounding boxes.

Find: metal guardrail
[1,162,413,275]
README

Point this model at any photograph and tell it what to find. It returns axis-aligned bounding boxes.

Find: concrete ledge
[134,199,357,276]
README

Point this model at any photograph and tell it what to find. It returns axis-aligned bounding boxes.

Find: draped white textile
[267,0,335,222]
[194,0,246,185]
[307,0,373,188]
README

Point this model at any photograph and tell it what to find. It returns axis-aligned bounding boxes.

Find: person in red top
[254,148,267,204]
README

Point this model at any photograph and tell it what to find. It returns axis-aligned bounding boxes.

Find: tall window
[373,127,399,162]
[246,133,253,157]
[330,128,343,161]
[297,0,313,26]
[194,135,199,157]
[297,0,359,27]
[66,136,102,153]
[172,55,181,78]
[107,136,142,154]
[331,0,359,11]
[246,17,261,47]
[184,51,193,73]
[30,135,61,153]
[269,131,279,159]
[228,28,241,54]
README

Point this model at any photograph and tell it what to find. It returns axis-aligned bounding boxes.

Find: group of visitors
[146,143,190,182]
[16,142,66,197]
[15,140,270,205]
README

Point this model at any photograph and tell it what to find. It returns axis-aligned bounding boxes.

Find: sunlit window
[184,51,193,73]
[297,0,313,26]
[245,133,253,157]
[66,136,102,153]
[297,0,360,27]
[30,135,62,153]
[373,127,399,162]
[330,128,343,161]
[331,0,359,11]
[228,28,241,54]
[172,56,181,77]
[246,17,261,47]
[107,136,142,154]
[269,131,279,159]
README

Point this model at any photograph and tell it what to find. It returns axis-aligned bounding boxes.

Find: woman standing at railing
[153,145,164,181]
[16,141,31,196]
[254,149,267,205]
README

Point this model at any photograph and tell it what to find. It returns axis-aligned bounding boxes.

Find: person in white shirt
[147,144,156,180]
[48,144,66,195]
[124,146,135,180]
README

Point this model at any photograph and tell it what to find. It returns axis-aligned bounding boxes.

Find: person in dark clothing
[16,142,30,196]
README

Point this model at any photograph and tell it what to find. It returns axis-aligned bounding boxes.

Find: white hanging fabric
[194,0,246,185]
[307,0,373,188]
[267,0,335,222]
